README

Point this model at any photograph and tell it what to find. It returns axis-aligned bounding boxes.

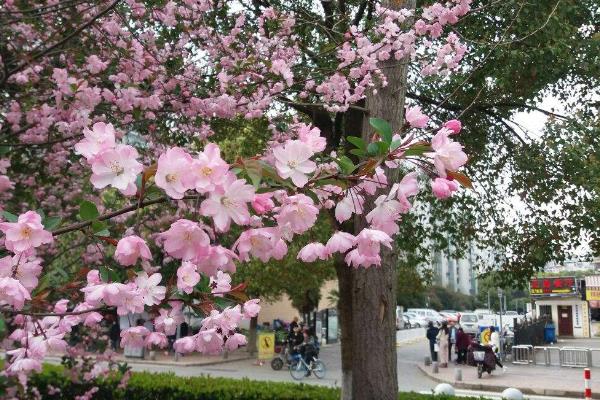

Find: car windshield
[461,315,477,322]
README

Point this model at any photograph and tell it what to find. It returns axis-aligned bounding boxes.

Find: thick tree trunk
[336,1,415,399]
[335,256,353,400]
[247,316,258,355]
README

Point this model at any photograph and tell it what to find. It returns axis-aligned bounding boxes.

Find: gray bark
[345,1,415,399]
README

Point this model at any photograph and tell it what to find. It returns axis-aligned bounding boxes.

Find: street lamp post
[498,288,504,360]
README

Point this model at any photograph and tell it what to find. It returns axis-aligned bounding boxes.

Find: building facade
[431,244,479,296]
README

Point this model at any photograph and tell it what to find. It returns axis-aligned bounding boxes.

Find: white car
[407,308,445,324]
[404,311,429,328]
[458,313,479,335]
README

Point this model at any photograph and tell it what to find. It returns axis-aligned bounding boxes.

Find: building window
[539,305,552,318]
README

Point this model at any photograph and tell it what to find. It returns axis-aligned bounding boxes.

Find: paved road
[125,339,438,391]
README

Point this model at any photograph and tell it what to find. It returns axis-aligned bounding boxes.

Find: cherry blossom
[0,211,53,253]
[155,147,195,199]
[426,128,468,177]
[177,261,201,294]
[134,272,166,306]
[114,235,152,266]
[200,176,255,232]
[242,299,261,319]
[74,122,116,160]
[272,140,316,187]
[209,271,232,297]
[297,243,329,262]
[89,144,143,196]
[432,177,459,199]
[192,143,229,193]
[159,219,210,261]
[405,105,430,128]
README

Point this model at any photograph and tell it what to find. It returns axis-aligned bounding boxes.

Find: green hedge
[29,365,455,400]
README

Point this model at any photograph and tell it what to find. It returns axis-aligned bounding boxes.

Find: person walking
[426,321,439,362]
[437,321,450,367]
[448,322,457,363]
[455,327,470,364]
[489,326,507,371]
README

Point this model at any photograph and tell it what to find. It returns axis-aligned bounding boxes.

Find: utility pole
[498,288,504,360]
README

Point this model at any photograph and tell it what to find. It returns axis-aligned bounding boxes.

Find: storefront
[530,276,591,338]
[585,275,600,337]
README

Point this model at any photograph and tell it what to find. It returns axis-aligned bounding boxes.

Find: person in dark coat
[455,327,471,364]
[109,317,120,351]
[426,321,439,362]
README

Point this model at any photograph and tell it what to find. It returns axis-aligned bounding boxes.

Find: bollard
[584,368,592,400]
[434,383,455,396]
[432,361,439,374]
[502,388,523,400]
[424,356,432,366]
[454,368,462,382]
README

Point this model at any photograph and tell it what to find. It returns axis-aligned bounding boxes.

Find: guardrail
[560,347,592,368]
[512,345,533,364]
[513,345,600,368]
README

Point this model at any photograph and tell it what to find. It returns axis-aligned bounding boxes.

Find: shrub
[27,365,461,400]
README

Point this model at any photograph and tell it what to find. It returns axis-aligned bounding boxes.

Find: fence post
[584,368,591,400]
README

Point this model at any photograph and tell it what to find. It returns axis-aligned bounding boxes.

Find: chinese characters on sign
[530,277,578,297]
[574,304,581,328]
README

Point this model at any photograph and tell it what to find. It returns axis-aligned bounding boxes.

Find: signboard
[585,275,600,301]
[530,277,577,297]
[574,304,581,328]
[257,332,275,360]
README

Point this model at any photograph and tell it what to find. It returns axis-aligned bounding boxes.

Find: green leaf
[349,148,366,157]
[43,216,62,231]
[79,200,100,221]
[404,144,432,157]
[99,266,110,282]
[369,118,393,144]
[337,156,357,175]
[375,141,390,155]
[367,142,379,156]
[346,136,367,150]
[244,160,263,187]
[0,146,10,156]
[390,140,403,151]
[2,211,18,222]
[36,209,46,220]
[91,220,107,233]
[94,229,110,237]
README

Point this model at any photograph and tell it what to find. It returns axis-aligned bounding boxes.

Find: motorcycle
[467,343,496,378]
[271,341,293,370]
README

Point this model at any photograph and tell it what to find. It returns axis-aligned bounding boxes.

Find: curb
[38,354,254,368]
[417,364,600,399]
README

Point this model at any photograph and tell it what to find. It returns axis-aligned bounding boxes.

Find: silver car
[459,313,479,335]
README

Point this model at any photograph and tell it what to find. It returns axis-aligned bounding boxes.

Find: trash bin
[544,323,556,343]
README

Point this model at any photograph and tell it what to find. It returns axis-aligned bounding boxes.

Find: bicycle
[289,353,326,380]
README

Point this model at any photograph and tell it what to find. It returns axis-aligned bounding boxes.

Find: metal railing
[514,345,600,368]
[560,347,592,368]
[512,345,533,364]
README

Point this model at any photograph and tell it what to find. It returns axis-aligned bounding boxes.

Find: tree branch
[3,0,120,82]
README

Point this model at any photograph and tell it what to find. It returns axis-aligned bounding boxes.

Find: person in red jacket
[455,327,471,364]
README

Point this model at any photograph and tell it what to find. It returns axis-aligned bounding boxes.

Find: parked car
[458,312,479,335]
[404,311,429,328]
[407,308,445,324]
[439,311,459,323]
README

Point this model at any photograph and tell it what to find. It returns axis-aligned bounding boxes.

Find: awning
[585,276,600,304]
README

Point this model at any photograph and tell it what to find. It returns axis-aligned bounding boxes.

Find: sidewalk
[2,349,254,367]
[418,361,600,399]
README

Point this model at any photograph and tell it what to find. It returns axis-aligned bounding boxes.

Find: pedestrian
[289,316,299,333]
[437,321,449,367]
[489,326,507,371]
[448,322,457,362]
[109,316,120,351]
[426,321,439,362]
[455,327,470,364]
